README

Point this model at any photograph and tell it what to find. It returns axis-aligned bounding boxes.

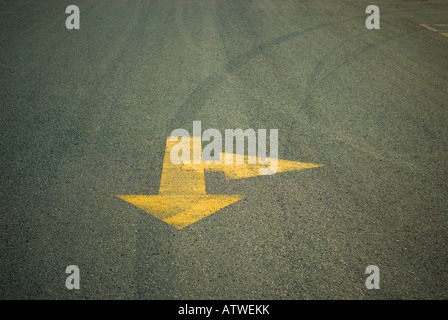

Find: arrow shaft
[159,137,206,195]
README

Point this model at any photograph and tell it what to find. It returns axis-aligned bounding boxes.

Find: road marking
[118,137,322,229]
[420,24,438,32]
[420,24,448,37]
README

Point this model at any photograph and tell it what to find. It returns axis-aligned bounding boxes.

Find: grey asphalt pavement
[1,0,447,299]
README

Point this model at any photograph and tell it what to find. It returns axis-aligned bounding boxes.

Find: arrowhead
[117,194,242,229]
[206,153,322,179]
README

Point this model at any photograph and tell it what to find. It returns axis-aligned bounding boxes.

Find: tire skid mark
[170,20,341,131]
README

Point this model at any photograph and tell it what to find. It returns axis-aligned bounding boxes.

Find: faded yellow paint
[420,24,448,37]
[420,24,439,32]
[118,136,322,229]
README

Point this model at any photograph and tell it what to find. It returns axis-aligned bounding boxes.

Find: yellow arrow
[118,136,322,229]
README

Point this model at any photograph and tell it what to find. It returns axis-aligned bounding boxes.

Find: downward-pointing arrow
[117,137,322,229]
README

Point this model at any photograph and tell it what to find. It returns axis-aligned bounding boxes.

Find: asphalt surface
[1,0,447,299]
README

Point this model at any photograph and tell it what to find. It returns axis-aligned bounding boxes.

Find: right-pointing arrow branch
[117,137,322,229]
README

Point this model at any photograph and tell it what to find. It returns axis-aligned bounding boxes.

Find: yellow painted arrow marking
[118,137,322,229]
